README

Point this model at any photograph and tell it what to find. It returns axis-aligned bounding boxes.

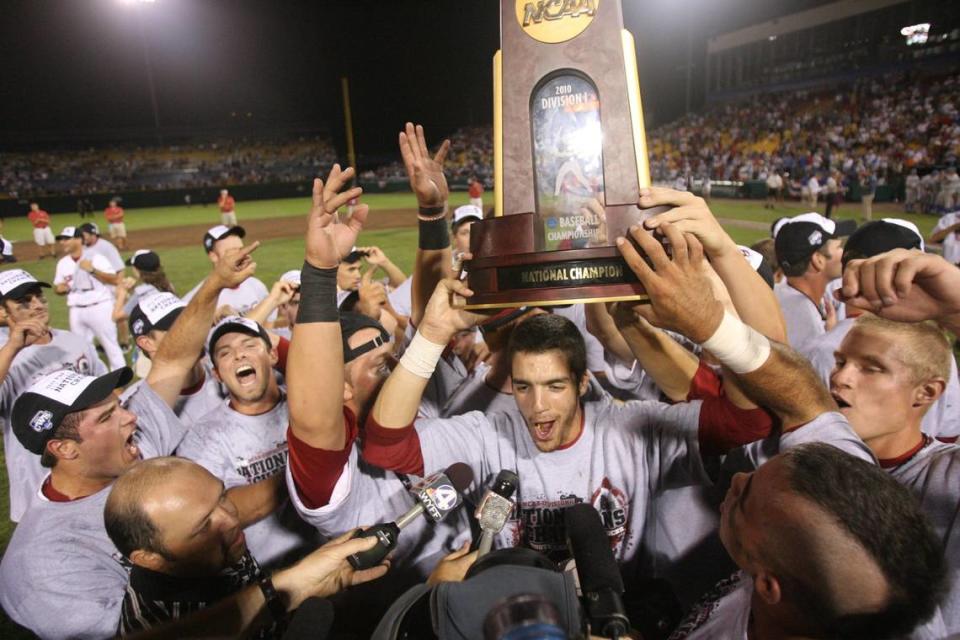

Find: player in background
[0,269,107,523]
[53,226,126,371]
[27,202,56,259]
[104,199,128,250]
[80,222,130,350]
[467,176,483,209]
[218,188,238,226]
[0,237,16,264]
[182,225,272,319]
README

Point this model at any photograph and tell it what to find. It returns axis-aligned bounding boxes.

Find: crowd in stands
[360,125,494,187]
[650,70,960,200]
[0,136,338,198]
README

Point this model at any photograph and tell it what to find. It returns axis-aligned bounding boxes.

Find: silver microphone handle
[477,530,495,557]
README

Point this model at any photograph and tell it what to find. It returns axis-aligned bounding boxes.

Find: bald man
[105,457,386,637]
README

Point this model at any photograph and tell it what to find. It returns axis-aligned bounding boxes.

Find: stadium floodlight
[900,23,930,46]
[118,0,157,4]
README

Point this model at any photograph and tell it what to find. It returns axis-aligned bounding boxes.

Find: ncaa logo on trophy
[462,0,667,309]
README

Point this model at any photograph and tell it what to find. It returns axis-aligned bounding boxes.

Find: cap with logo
[129,292,185,338]
[0,237,15,264]
[202,225,246,252]
[126,249,161,272]
[79,222,100,236]
[12,368,133,455]
[340,312,390,363]
[774,213,857,271]
[841,218,925,269]
[452,205,483,228]
[55,226,81,241]
[207,316,272,355]
[0,269,50,301]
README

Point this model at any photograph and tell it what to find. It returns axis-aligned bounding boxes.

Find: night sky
[0,0,833,156]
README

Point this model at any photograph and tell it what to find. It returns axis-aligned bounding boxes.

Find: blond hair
[850,316,952,384]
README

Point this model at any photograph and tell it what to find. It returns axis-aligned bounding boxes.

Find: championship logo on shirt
[235,444,288,483]
[590,477,629,549]
[518,493,584,557]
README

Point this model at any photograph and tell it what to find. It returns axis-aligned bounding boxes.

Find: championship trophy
[463,0,666,309]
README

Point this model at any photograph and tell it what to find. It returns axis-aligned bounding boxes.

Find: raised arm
[399,122,454,327]
[246,278,296,326]
[370,278,481,429]
[0,316,49,388]
[617,222,834,429]
[287,167,365,449]
[146,243,259,408]
[637,188,787,342]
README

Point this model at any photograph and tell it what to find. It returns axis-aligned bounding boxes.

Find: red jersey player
[104,199,127,250]
[218,189,238,226]
[27,202,55,258]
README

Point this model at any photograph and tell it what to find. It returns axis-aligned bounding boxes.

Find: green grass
[0,193,942,639]
[0,192,483,244]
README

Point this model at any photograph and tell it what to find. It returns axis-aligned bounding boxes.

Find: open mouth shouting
[531,419,557,443]
[831,391,851,410]
[124,428,141,460]
[235,363,257,386]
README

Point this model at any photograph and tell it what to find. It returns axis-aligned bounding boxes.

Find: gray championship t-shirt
[178,395,321,569]
[775,282,826,350]
[0,382,186,640]
[416,396,706,574]
[0,330,107,522]
[120,361,227,428]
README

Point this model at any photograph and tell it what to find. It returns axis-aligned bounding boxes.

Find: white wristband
[399,331,446,379]
[699,311,771,374]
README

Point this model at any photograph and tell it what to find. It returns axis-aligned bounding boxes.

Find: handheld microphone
[475,469,519,557]
[565,504,630,639]
[347,462,474,570]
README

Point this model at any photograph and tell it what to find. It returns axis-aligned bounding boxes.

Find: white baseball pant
[70,301,126,370]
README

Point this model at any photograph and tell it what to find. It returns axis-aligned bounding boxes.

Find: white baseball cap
[203,224,245,252]
[55,226,81,240]
[453,205,483,227]
[0,269,50,300]
[281,269,301,286]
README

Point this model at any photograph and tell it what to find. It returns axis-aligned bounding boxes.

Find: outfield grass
[0,192,484,245]
[0,193,940,639]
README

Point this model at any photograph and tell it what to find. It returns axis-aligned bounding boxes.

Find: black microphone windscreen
[445,462,475,493]
[282,597,334,640]
[493,469,520,498]
[565,503,624,594]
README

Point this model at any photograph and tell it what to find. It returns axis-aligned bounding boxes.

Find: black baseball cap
[842,219,924,269]
[129,292,185,338]
[126,249,161,272]
[12,368,133,455]
[79,222,100,236]
[343,246,367,264]
[340,312,389,363]
[774,213,856,271]
[202,224,246,252]
[0,269,49,300]
[207,316,272,355]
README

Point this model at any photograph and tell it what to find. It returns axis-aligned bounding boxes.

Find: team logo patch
[132,319,145,336]
[808,230,823,246]
[29,410,54,433]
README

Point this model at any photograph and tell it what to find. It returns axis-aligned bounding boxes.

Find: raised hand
[418,278,486,344]
[358,246,387,266]
[305,165,367,269]
[269,279,297,306]
[615,223,724,343]
[5,317,48,351]
[357,270,387,320]
[399,122,451,208]
[837,249,960,323]
[211,242,260,290]
[427,542,478,586]
[638,187,737,257]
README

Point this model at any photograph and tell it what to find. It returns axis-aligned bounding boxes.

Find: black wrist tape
[296,261,339,324]
[418,217,450,250]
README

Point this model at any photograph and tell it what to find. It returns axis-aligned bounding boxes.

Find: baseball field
[0,191,934,637]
